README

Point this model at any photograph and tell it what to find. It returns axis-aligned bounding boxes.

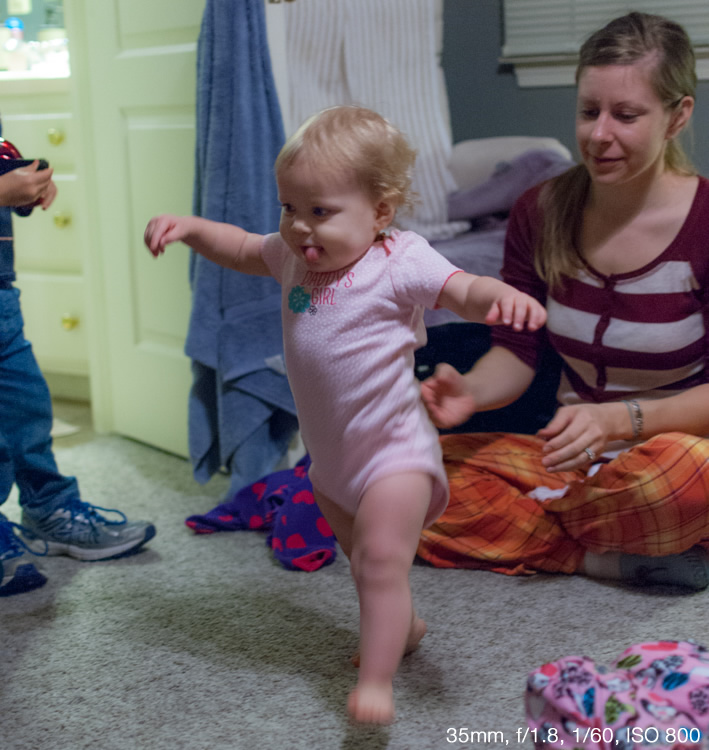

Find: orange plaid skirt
[417,432,709,575]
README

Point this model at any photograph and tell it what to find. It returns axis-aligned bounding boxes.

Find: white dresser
[1,76,88,399]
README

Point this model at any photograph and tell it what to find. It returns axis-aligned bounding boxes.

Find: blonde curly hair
[275,105,418,213]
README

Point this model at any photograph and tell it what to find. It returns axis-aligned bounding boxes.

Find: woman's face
[575,61,687,188]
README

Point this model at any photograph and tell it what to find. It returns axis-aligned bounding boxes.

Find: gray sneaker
[0,514,48,596]
[21,501,156,562]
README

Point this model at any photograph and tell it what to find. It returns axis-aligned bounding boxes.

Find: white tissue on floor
[528,485,569,501]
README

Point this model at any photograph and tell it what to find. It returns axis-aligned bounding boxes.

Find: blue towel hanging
[187,0,298,494]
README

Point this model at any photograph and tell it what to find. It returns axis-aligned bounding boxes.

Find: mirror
[0,0,68,76]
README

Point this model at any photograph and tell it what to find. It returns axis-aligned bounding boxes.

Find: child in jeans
[144,105,546,724]
[0,150,155,597]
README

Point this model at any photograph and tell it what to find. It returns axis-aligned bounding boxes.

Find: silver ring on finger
[584,447,596,462]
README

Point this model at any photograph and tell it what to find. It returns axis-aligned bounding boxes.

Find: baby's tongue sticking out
[304,246,320,263]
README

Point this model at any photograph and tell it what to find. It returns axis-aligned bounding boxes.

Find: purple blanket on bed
[446,148,573,223]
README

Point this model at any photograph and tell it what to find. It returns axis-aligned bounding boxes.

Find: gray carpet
[3,413,708,750]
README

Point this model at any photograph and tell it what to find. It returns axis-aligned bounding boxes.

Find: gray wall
[442,0,709,174]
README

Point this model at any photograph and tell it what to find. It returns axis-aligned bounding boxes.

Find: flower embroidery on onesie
[287,264,356,316]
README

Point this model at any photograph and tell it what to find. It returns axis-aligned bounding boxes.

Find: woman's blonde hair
[535,12,697,290]
[275,105,417,212]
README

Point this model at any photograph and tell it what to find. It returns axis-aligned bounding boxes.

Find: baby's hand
[484,285,546,332]
[144,214,187,257]
[420,363,477,429]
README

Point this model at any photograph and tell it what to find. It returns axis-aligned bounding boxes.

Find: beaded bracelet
[622,399,644,440]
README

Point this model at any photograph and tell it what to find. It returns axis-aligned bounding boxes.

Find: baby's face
[277,159,391,273]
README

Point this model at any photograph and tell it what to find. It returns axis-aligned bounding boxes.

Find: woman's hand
[538,402,621,472]
[420,363,477,429]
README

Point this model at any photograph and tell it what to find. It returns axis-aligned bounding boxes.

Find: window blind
[503,0,709,59]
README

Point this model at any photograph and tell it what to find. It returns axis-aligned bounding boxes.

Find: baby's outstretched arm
[144,214,271,276]
[438,272,546,331]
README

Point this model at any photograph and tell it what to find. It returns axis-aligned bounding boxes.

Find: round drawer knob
[61,314,79,331]
[53,212,71,228]
[47,128,65,146]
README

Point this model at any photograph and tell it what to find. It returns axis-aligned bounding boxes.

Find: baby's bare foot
[348,682,394,725]
[407,614,428,653]
[350,614,427,668]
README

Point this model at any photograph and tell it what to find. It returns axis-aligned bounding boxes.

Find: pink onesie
[261,229,461,526]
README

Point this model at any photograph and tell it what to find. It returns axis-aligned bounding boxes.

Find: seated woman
[419,11,709,590]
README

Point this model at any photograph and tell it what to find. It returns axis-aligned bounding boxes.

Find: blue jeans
[0,286,80,515]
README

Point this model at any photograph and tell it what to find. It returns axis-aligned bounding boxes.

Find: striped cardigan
[493,177,709,408]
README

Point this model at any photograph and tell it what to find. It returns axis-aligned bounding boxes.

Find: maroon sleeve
[491,185,549,370]
[680,178,709,305]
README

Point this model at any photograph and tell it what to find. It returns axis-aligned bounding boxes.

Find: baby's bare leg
[350,610,427,668]
[312,486,355,559]
[314,486,428,670]
[347,472,432,725]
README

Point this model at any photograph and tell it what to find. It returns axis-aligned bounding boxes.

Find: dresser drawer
[13,174,82,273]
[14,271,88,376]
[1,111,75,172]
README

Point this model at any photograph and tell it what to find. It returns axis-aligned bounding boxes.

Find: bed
[428,134,573,317]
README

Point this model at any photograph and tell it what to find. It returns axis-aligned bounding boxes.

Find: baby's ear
[374,199,396,230]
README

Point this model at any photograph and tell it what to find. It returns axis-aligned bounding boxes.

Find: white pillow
[449,136,573,191]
